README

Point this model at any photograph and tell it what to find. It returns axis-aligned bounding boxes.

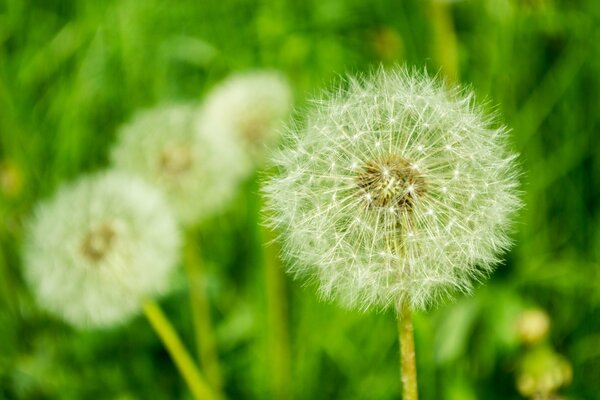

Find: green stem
[256,174,291,399]
[429,0,460,83]
[0,241,17,311]
[142,299,218,400]
[263,224,291,399]
[184,231,224,395]
[398,302,418,400]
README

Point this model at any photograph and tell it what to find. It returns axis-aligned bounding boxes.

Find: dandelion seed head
[111,104,248,225]
[264,67,521,311]
[23,172,181,328]
[201,71,292,164]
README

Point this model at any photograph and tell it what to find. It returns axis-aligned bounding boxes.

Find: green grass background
[0,0,599,398]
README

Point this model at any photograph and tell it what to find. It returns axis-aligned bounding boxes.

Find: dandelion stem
[0,243,18,311]
[142,299,218,400]
[184,230,224,395]
[262,223,291,399]
[398,302,418,400]
[256,175,291,399]
[429,0,460,83]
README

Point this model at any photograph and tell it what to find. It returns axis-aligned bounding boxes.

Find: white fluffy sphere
[200,71,292,164]
[264,67,521,311]
[112,104,249,226]
[23,172,181,328]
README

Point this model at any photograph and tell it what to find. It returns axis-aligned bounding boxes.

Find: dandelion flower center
[356,153,426,209]
[241,114,269,144]
[81,223,116,263]
[159,145,193,177]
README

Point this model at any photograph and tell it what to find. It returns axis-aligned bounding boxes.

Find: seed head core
[159,145,193,176]
[239,112,272,149]
[356,154,426,210]
[81,223,116,263]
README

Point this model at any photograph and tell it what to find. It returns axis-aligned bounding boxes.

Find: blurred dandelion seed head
[111,104,249,225]
[517,308,551,345]
[264,67,521,311]
[23,172,181,329]
[0,160,23,199]
[201,71,292,164]
[517,347,573,397]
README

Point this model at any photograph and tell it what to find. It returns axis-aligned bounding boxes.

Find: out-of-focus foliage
[0,0,598,399]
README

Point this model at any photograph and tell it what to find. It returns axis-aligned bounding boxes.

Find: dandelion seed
[264,67,521,311]
[111,104,249,225]
[23,172,180,328]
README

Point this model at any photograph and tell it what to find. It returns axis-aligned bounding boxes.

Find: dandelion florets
[200,71,292,164]
[23,172,181,328]
[111,104,249,225]
[264,67,521,311]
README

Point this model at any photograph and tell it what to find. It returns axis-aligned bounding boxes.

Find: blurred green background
[1,0,599,399]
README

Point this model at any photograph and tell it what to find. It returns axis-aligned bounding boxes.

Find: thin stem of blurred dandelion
[257,175,292,399]
[262,222,291,399]
[429,0,460,83]
[0,243,19,311]
[398,302,418,400]
[184,230,224,396]
[142,299,219,400]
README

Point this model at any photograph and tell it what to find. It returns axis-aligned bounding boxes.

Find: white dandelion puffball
[200,71,292,163]
[111,104,249,225]
[23,172,181,328]
[264,67,521,311]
